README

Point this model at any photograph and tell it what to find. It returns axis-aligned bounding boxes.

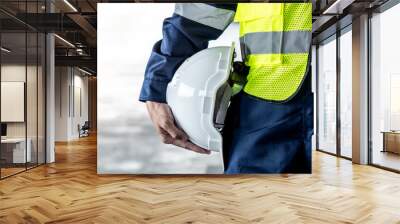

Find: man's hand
[146,101,211,154]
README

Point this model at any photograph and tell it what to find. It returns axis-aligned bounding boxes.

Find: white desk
[1,138,31,163]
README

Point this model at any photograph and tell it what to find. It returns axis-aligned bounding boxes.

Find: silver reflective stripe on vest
[240,31,311,55]
[174,3,234,30]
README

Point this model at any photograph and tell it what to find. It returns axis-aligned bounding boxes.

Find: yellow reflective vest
[235,3,312,102]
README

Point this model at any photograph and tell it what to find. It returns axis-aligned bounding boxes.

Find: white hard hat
[166,43,235,152]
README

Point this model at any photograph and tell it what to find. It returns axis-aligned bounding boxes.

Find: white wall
[72,73,89,138]
[55,66,89,141]
[55,66,69,141]
[1,65,37,138]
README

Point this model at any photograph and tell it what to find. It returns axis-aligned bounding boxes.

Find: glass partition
[0,1,46,179]
[1,31,28,177]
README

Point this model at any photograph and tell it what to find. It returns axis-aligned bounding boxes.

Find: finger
[172,139,211,154]
[154,125,167,137]
[160,134,173,144]
[164,106,189,140]
[157,129,173,144]
[184,141,211,154]
[161,120,188,140]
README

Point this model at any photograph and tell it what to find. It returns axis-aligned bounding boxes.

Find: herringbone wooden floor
[1,134,400,224]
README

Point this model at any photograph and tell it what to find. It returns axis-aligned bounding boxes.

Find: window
[317,36,337,154]
[371,3,400,171]
[339,28,352,158]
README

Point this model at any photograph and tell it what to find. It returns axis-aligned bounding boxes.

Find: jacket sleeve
[139,3,237,103]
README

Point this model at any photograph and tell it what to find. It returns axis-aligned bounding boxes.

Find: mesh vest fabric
[235,3,312,102]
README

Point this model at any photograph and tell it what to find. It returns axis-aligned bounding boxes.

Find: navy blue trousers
[222,72,314,174]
